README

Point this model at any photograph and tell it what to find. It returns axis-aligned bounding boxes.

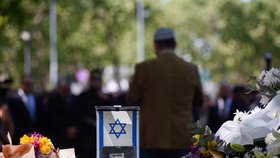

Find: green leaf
[265,151,273,158]
[230,144,246,152]
[254,150,266,158]
[272,129,280,139]
[199,137,207,147]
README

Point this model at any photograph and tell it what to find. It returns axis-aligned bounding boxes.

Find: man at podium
[127,27,204,158]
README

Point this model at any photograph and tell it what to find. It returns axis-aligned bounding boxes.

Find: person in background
[112,91,127,105]
[76,69,112,158]
[207,82,234,133]
[231,84,250,113]
[199,94,213,126]
[8,74,45,144]
[46,78,78,149]
[0,75,14,149]
[126,27,204,158]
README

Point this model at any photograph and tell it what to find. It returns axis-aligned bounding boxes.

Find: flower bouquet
[20,132,59,158]
[186,120,280,158]
[184,121,225,158]
[185,67,280,158]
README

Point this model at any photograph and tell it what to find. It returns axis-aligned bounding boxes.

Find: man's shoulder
[135,57,198,70]
[171,56,198,70]
[135,58,157,68]
[9,90,20,99]
[183,61,198,69]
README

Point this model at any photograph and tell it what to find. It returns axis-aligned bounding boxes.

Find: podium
[96,105,140,158]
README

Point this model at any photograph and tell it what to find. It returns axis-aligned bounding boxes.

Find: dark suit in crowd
[47,79,78,149]
[76,69,112,158]
[208,84,249,133]
[8,74,45,144]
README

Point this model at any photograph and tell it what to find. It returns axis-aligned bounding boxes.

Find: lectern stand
[96,105,140,158]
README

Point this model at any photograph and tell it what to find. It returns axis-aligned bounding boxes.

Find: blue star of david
[109,119,126,139]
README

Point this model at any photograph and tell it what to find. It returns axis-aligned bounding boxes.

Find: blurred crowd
[0,69,260,157]
[197,81,260,133]
[0,70,121,157]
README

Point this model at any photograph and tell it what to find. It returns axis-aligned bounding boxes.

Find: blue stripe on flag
[99,111,104,148]
[132,111,137,147]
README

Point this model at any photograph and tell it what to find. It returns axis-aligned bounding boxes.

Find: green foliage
[1,0,280,90]
[216,0,280,81]
[247,68,280,106]
[0,0,140,90]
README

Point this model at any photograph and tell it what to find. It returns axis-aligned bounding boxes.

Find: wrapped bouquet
[186,67,280,158]
[19,132,59,158]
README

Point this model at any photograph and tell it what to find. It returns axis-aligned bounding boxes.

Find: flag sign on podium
[96,105,140,158]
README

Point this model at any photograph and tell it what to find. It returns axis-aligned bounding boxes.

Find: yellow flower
[201,140,217,157]
[39,137,54,155]
[193,134,200,145]
[40,145,52,155]
[207,140,217,149]
[20,135,31,144]
[39,137,51,145]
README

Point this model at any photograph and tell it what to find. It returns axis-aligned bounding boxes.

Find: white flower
[263,68,280,86]
[249,106,262,114]
[258,70,267,80]
[265,129,280,145]
[252,146,263,152]
[265,132,277,145]
[259,95,271,106]
[233,110,249,123]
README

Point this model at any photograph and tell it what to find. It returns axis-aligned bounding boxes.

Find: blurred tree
[0,0,49,90]
[217,0,280,81]
[1,0,280,91]
[150,0,280,83]
[0,0,139,91]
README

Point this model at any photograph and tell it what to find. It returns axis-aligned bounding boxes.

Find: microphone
[265,52,272,71]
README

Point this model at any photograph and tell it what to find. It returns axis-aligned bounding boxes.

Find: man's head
[0,75,12,105]
[89,69,103,91]
[57,77,71,96]
[218,81,232,100]
[20,74,33,94]
[233,85,247,102]
[153,27,176,54]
